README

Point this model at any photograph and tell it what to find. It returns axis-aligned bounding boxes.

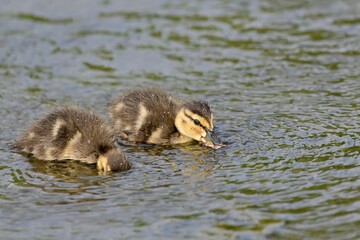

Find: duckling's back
[14,106,115,163]
[109,89,180,144]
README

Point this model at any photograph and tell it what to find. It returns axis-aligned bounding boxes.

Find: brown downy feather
[108,88,216,146]
[13,106,130,172]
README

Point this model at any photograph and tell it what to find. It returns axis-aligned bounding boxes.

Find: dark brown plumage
[108,88,221,148]
[13,106,131,172]
[109,89,179,144]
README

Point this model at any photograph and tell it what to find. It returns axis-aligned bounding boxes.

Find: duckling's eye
[193,119,200,125]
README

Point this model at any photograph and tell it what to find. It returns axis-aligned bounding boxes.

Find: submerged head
[97,148,131,172]
[175,100,222,149]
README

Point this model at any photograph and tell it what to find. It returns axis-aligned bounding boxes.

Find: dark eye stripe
[184,112,207,131]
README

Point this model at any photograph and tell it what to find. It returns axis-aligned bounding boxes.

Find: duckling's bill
[201,130,224,149]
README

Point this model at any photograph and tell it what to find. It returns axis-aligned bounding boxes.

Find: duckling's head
[97,148,131,172]
[175,100,222,149]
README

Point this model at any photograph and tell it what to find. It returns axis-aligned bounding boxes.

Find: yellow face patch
[183,109,211,130]
[175,108,208,141]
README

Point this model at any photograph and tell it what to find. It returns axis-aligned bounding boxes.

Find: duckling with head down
[108,88,222,149]
[13,106,131,172]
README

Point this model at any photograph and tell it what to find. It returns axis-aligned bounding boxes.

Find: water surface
[1,0,360,239]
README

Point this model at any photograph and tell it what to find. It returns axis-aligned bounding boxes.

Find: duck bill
[201,130,223,149]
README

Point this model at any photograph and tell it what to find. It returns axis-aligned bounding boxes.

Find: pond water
[1,0,360,239]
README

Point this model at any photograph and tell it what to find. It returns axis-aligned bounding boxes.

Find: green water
[1,0,360,239]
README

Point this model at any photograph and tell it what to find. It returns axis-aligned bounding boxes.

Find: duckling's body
[108,89,221,149]
[13,106,130,172]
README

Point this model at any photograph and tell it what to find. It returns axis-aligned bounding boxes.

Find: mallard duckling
[13,106,131,172]
[108,88,222,149]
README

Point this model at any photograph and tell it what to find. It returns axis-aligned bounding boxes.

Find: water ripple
[0,0,360,239]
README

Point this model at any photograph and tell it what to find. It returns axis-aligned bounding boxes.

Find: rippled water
[1,0,360,239]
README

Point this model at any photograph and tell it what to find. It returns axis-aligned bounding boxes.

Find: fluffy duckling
[108,88,222,149]
[13,106,131,172]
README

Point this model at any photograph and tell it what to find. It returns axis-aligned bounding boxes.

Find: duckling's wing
[109,89,180,144]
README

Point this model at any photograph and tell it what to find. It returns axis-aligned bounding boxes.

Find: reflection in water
[28,158,98,181]
[124,143,221,180]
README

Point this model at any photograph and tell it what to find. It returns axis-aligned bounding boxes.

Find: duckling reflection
[13,106,131,173]
[176,144,221,178]
[174,157,218,180]
[24,158,117,205]
[123,143,219,179]
[108,88,223,149]
[28,157,98,181]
